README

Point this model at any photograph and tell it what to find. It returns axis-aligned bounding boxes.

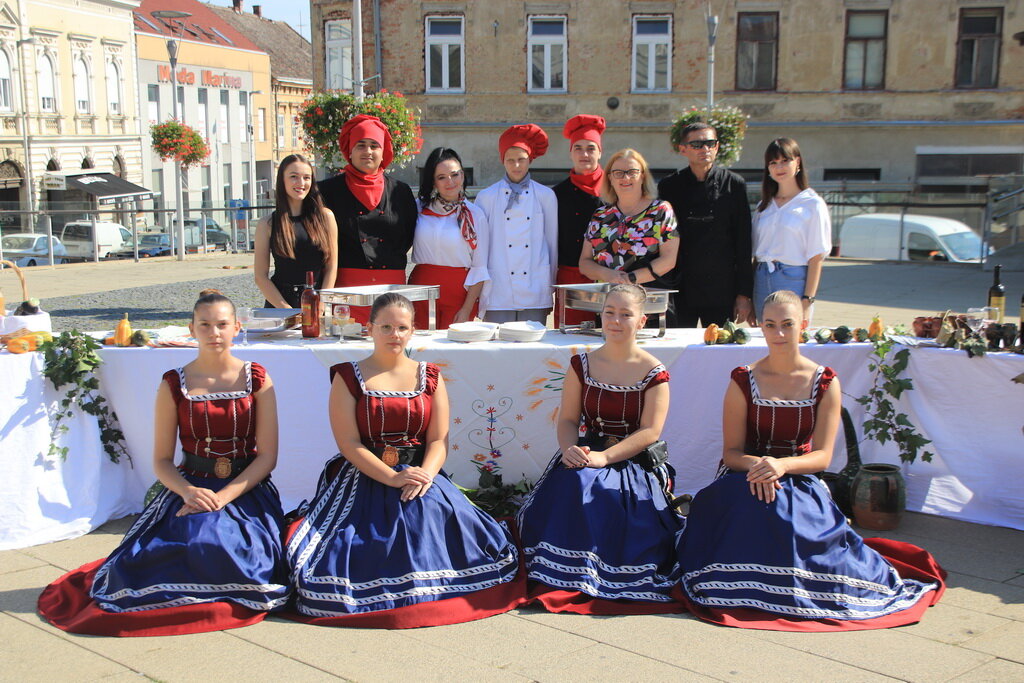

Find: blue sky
[206,0,311,40]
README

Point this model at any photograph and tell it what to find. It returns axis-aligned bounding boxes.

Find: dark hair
[678,122,717,147]
[417,147,464,203]
[192,288,235,319]
[272,154,332,265]
[369,292,416,324]
[757,138,809,212]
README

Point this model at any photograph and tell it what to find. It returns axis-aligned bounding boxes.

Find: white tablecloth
[3,330,1022,549]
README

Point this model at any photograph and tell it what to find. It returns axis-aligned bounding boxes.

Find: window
[151,169,163,211]
[177,86,184,121]
[239,91,248,142]
[106,61,121,114]
[632,16,671,92]
[222,163,231,202]
[147,84,159,123]
[823,168,881,181]
[425,16,464,92]
[291,111,299,150]
[73,57,91,114]
[242,161,251,204]
[736,13,777,90]
[325,19,352,91]
[197,88,209,139]
[956,8,1001,88]
[527,16,566,92]
[257,108,266,142]
[201,166,211,207]
[40,55,56,112]
[907,233,943,261]
[917,152,1023,177]
[277,112,285,145]
[0,51,12,111]
[219,90,229,142]
[844,11,887,89]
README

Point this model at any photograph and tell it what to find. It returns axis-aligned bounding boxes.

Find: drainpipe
[373,0,382,89]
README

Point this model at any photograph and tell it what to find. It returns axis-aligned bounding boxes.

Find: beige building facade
[310,0,1024,191]
[0,0,145,231]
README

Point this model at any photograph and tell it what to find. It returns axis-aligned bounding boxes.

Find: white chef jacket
[474,177,558,313]
[753,188,832,268]
[412,199,490,288]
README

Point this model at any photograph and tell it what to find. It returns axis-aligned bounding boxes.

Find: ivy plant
[39,331,132,465]
[457,462,533,519]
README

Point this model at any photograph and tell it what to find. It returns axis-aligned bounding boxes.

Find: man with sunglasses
[657,122,753,328]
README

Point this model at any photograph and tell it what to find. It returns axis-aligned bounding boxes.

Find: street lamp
[16,37,36,223]
[705,2,719,109]
[245,89,262,251]
[152,9,191,261]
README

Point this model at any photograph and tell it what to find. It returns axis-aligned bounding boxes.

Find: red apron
[554,265,594,327]
[408,263,477,330]
[334,267,406,325]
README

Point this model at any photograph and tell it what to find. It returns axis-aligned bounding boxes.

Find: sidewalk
[2,512,1022,681]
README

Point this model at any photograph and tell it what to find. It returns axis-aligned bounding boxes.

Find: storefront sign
[42,174,66,191]
[157,65,243,89]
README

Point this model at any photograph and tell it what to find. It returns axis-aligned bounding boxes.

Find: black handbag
[632,440,669,472]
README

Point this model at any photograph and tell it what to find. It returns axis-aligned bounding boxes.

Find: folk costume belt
[576,434,669,472]
[374,445,425,468]
[182,451,254,479]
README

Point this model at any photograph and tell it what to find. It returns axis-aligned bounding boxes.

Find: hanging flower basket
[150,120,210,170]
[298,89,423,172]
[669,104,749,167]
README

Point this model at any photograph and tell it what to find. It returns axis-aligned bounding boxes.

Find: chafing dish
[553,283,676,337]
[319,284,442,330]
[246,308,302,333]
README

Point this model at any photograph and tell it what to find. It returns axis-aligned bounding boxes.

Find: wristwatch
[627,271,638,284]
[802,295,816,304]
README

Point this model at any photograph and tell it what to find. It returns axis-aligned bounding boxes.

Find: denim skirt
[754,261,808,321]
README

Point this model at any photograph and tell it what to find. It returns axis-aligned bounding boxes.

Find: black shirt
[657,165,753,307]
[318,173,417,270]
[553,178,603,268]
[269,210,326,307]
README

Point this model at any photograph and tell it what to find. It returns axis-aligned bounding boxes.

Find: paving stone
[0,564,63,615]
[0,550,47,575]
[755,627,992,682]
[949,657,1024,682]
[961,621,1024,665]
[941,572,1024,622]
[893,601,1010,645]
[21,525,125,573]
[509,642,704,682]
[0,612,131,680]
[871,533,1024,584]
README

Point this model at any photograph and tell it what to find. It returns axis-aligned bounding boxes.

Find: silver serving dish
[553,283,677,337]
[246,308,302,333]
[320,284,442,330]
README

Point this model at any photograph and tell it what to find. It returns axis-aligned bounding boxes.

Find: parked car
[1,233,68,266]
[112,233,172,258]
[59,221,132,259]
[172,217,230,251]
[838,213,986,263]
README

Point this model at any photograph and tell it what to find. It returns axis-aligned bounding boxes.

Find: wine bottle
[300,271,320,338]
[987,264,1005,323]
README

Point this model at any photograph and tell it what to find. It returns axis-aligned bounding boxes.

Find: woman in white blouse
[409,147,489,328]
[752,138,832,323]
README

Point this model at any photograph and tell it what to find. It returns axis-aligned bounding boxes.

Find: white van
[60,221,132,259]
[838,213,985,263]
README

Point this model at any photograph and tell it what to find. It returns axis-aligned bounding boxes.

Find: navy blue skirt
[516,453,684,606]
[679,472,940,622]
[286,456,520,619]
[89,474,290,614]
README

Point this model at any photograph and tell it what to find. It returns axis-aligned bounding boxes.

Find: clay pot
[851,464,906,530]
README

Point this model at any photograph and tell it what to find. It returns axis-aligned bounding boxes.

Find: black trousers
[673,296,732,328]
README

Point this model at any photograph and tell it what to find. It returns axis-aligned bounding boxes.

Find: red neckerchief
[569,167,604,197]
[423,198,477,250]
[343,166,385,211]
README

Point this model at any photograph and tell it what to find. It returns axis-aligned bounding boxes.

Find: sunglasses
[685,139,719,150]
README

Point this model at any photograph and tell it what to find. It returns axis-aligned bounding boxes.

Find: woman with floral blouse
[578,149,679,294]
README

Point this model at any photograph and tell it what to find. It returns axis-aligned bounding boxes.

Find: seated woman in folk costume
[39,289,290,636]
[677,289,945,631]
[284,293,525,628]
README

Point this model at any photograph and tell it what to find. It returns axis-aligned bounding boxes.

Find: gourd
[716,327,733,344]
[4,330,52,354]
[800,329,810,343]
[868,315,885,341]
[130,330,151,347]
[853,327,870,342]
[703,323,719,345]
[814,328,833,344]
[114,313,133,347]
[733,328,751,345]
[832,325,852,343]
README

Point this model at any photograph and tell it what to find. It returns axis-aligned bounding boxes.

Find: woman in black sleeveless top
[255,154,338,308]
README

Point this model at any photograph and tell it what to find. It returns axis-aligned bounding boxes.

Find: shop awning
[62,173,156,205]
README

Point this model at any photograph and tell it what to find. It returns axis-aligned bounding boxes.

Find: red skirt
[37,559,267,637]
[528,583,686,616]
[676,538,946,631]
[408,263,477,329]
[554,265,594,327]
[334,267,407,324]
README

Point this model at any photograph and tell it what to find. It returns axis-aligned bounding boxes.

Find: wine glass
[237,307,253,346]
[965,308,986,336]
[981,306,999,330]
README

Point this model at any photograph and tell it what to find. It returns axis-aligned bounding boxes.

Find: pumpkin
[703,324,720,345]
[5,331,50,353]
[716,328,733,344]
[832,325,852,343]
[733,328,751,345]
[114,313,133,347]
[800,329,810,343]
[868,315,885,341]
[814,328,833,344]
[130,330,151,347]
[853,327,870,342]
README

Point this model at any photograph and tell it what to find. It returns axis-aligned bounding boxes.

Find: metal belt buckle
[382,445,400,467]
[213,457,233,478]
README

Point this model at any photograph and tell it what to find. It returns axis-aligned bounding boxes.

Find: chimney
[232,0,241,13]
[253,5,261,17]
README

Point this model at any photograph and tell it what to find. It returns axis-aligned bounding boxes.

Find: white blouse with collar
[412,198,490,288]
[752,188,832,267]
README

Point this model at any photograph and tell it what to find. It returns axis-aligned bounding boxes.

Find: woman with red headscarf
[318,114,418,323]
[553,115,606,327]
[474,124,558,324]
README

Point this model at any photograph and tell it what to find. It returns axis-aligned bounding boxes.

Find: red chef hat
[498,124,549,161]
[563,115,606,149]
[337,114,394,170]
